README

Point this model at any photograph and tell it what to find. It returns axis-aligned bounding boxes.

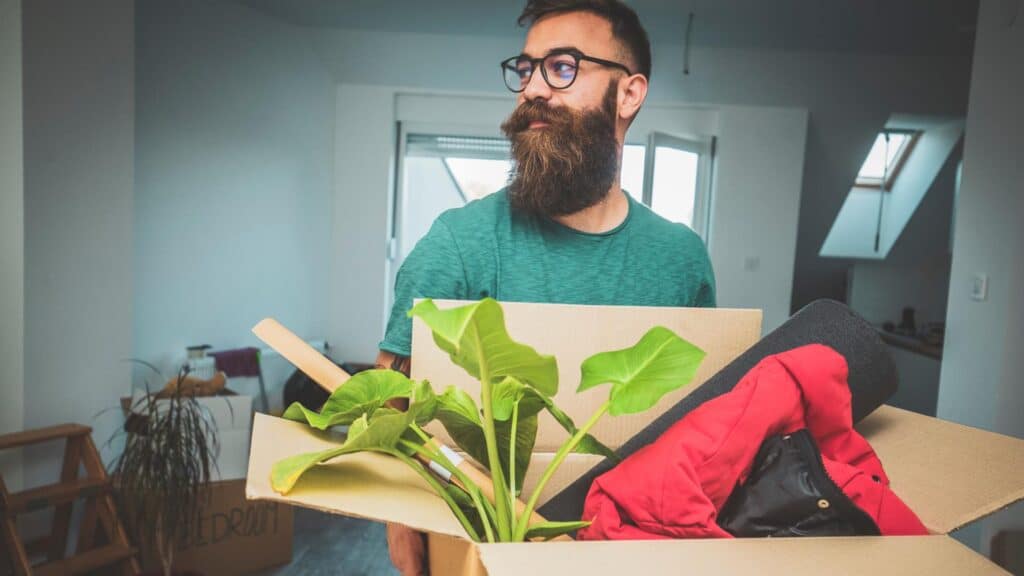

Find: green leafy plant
[271,298,705,542]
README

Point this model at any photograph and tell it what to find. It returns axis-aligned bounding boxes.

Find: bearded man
[377,1,716,573]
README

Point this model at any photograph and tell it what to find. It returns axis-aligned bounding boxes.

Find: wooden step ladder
[0,424,140,576]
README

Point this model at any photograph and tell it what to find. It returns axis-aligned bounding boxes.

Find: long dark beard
[500,82,620,218]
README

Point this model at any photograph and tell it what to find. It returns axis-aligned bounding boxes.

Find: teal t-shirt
[380,189,716,356]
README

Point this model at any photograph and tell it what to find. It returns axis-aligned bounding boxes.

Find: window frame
[634,131,716,241]
[854,129,921,190]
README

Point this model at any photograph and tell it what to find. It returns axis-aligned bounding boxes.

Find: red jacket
[578,344,927,540]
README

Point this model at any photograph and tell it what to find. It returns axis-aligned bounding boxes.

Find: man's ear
[618,74,648,122]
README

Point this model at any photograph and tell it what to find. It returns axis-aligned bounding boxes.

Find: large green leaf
[282,369,414,430]
[410,378,438,426]
[578,326,705,416]
[408,299,558,395]
[434,386,536,492]
[523,519,592,541]
[491,377,546,421]
[493,376,617,461]
[271,392,433,494]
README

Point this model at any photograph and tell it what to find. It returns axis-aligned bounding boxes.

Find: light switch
[970,273,989,302]
[744,256,760,272]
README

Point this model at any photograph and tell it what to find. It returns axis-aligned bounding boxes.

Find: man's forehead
[521,11,617,58]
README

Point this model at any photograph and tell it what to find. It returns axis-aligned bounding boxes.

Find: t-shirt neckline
[542,190,635,239]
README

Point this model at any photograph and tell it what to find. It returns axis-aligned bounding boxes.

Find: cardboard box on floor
[246,301,1024,575]
[132,479,293,576]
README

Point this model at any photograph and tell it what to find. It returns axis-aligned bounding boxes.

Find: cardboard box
[246,301,1024,575]
[137,479,293,576]
[123,389,252,480]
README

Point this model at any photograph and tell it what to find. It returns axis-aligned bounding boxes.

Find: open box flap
[413,301,763,452]
[858,405,1024,534]
[476,537,1009,576]
[246,413,469,539]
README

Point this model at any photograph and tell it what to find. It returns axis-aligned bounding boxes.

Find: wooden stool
[0,424,139,575]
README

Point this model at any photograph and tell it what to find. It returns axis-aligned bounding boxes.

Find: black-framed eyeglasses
[500,49,632,93]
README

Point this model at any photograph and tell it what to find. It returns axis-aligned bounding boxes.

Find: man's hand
[377,350,411,410]
[377,351,428,575]
[386,522,428,576]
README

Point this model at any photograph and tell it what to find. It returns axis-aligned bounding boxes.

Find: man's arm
[377,349,425,575]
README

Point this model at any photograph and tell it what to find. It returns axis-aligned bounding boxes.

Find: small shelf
[877,329,943,360]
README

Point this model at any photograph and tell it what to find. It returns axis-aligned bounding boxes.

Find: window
[855,130,919,189]
[444,158,512,202]
[624,133,714,236]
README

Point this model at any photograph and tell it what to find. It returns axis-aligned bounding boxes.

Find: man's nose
[522,67,552,103]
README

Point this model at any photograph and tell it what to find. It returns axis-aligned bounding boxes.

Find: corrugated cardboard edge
[474,537,1010,576]
[858,406,1024,534]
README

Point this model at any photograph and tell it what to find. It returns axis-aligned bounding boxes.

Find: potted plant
[109,362,224,576]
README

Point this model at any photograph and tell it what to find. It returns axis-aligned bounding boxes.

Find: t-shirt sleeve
[379,218,467,357]
[691,238,717,308]
[694,265,716,307]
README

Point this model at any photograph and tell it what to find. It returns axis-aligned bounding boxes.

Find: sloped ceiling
[235,0,977,56]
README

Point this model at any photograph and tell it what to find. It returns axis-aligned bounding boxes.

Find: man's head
[500,0,651,217]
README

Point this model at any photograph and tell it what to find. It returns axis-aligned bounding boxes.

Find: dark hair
[517,0,652,80]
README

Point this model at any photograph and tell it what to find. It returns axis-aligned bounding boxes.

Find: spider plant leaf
[578,326,705,416]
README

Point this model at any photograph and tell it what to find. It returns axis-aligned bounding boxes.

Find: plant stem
[508,400,519,518]
[513,401,611,541]
[398,433,498,529]
[398,439,496,543]
[475,330,513,541]
[391,450,482,542]
[410,423,432,444]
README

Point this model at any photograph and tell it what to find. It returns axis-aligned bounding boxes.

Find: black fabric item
[282,362,373,412]
[538,299,898,522]
[718,430,881,537]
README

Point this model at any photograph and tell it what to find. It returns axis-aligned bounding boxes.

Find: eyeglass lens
[505,53,579,91]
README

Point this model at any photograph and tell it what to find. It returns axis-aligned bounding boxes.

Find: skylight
[856,131,918,188]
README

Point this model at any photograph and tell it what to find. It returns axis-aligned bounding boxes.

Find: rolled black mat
[538,299,899,522]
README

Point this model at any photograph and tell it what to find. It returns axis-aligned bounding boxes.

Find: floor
[254,508,398,576]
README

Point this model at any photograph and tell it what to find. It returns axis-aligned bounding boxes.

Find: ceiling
[236,0,978,56]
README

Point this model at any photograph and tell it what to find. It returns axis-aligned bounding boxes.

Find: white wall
[329,85,396,363]
[134,0,335,389]
[712,105,806,332]
[938,0,1024,554]
[311,27,971,313]
[0,0,24,491]
[886,346,940,416]
[22,0,134,480]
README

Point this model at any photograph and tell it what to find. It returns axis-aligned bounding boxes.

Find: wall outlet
[744,256,761,272]
[970,273,989,302]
